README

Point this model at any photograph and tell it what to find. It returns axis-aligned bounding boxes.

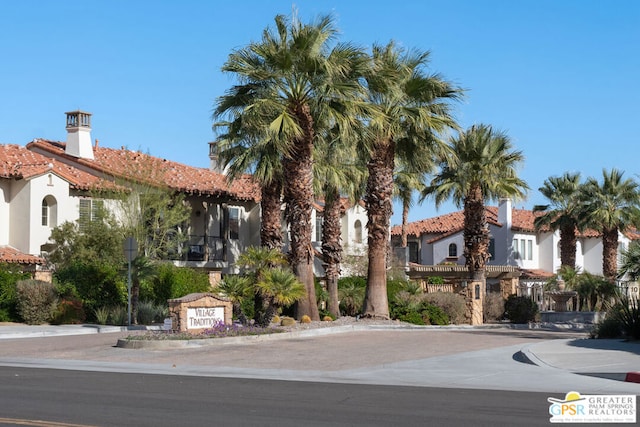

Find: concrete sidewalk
[0,323,638,394]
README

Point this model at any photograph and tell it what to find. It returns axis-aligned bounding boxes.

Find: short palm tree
[619,241,640,281]
[256,268,306,326]
[533,172,583,270]
[426,124,529,282]
[215,275,253,325]
[361,41,461,319]
[579,169,640,282]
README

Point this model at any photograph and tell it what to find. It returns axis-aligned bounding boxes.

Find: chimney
[208,140,228,174]
[498,198,512,229]
[65,111,94,159]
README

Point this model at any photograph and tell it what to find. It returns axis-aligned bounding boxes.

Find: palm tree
[314,130,366,318]
[236,246,287,325]
[619,241,640,282]
[213,13,368,320]
[533,173,583,270]
[394,163,429,248]
[256,268,306,326]
[215,275,253,325]
[212,116,285,251]
[426,124,528,283]
[360,41,461,319]
[580,169,640,283]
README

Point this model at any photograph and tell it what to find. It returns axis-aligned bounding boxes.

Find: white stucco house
[1,110,367,280]
[391,198,640,301]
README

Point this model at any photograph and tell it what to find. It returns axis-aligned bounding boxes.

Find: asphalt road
[0,366,563,427]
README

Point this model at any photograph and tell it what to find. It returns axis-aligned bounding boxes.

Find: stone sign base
[168,293,232,333]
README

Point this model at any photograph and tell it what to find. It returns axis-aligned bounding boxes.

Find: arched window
[354,220,362,244]
[448,243,457,257]
[41,196,58,227]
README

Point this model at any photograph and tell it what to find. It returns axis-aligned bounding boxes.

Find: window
[512,239,519,259]
[527,239,533,261]
[448,243,457,257]
[488,238,495,260]
[520,239,526,261]
[79,199,103,231]
[354,220,362,244]
[41,200,49,226]
[228,207,239,240]
[408,241,419,263]
[315,216,323,242]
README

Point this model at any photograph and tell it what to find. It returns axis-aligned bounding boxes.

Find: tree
[533,172,583,270]
[215,275,253,325]
[394,163,429,248]
[314,129,366,318]
[214,13,368,320]
[580,169,640,282]
[236,246,287,325]
[426,124,528,282]
[361,41,461,319]
[619,241,640,282]
[256,268,306,326]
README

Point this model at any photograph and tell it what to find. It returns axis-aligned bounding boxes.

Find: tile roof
[0,246,44,265]
[27,139,260,201]
[0,144,122,191]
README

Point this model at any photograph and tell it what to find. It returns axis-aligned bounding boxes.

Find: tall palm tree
[213,13,368,320]
[394,163,429,248]
[580,168,640,282]
[360,42,461,319]
[425,124,528,282]
[314,130,366,318]
[213,114,285,251]
[533,172,583,270]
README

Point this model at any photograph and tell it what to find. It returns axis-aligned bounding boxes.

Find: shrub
[15,280,58,325]
[483,292,506,322]
[597,296,640,340]
[0,263,30,322]
[94,306,110,325]
[280,316,296,327]
[422,304,449,325]
[397,311,424,325]
[504,295,538,324]
[54,261,126,320]
[50,299,85,325]
[271,315,281,324]
[423,292,466,324]
[322,315,334,322]
[109,306,128,326]
[136,300,166,325]
[592,315,623,339]
[338,277,366,316]
[300,314,311,324]
[150,263,211,304]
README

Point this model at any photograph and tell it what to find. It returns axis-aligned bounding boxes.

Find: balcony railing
[167,235,225,262]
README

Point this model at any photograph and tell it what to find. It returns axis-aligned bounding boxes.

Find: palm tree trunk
[363,140,394,319]
[322,187,342,318]
[260,180,283,250]
[463,185,489,282]
[602,227,619,283]
[283,103,319,321]
[401,200,409,247]
[559,223,577,270]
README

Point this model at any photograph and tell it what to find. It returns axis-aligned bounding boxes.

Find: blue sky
[1,1,638,226]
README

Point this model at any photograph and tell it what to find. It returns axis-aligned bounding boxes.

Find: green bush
[0,263,30,322]
[136,300,167,325]
[94,306,110,325]
[54,261,126,320]
[504,295,538,324]
[150,263,211,304]
[423,292,466,324]
[15,280,58,325]
[592,315,623,339]
[397,311,424,325]
[422,304,449,325]
[109,306,128,326]
[595,296,640,340]
[338,276,366,316]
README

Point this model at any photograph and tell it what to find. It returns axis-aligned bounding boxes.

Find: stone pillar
[469,280,484,325]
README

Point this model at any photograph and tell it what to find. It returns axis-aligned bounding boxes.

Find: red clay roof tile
[0,246,44,265]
